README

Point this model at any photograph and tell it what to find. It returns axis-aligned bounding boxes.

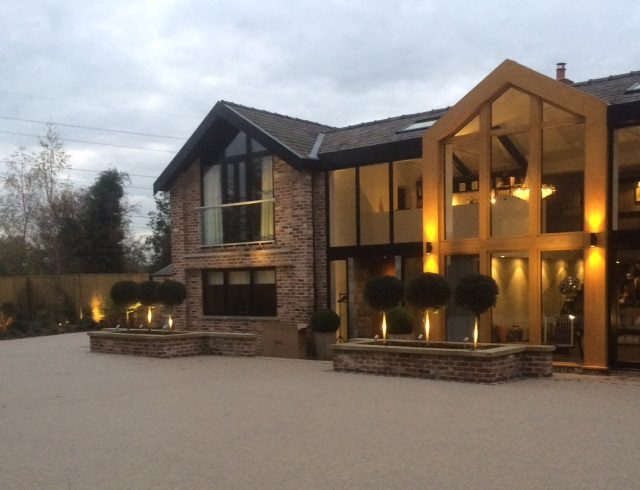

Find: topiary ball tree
[138,281,159,306]
[454,274,499,316]
[364,275,404,340]
[405,272,451,343]
[405,273,452,311]
[364,275,404,311]
[454,274,499,348]
[309,309,341,333]
[110,281,138,329]
[137,281,159,330]
[156,280,187,330]
[387,307,414,335]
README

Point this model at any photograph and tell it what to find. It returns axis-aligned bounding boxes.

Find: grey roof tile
[222,101,334,157]
[573,71,640,104]
[320,108,448,154]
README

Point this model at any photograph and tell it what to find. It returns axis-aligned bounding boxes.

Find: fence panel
[0,274,149,318]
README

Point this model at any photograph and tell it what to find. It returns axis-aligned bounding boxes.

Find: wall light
[589,232,598,248]
[425,242,433,255]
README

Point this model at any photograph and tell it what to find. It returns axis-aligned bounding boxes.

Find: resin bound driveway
[2,333,640,490]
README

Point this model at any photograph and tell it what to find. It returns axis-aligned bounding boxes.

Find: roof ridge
[326,106,449,134]
[573,70,640,87]
[221,100,335,129]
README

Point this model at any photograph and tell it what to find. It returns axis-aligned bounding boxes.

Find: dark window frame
[202,267,277,317]
[200,130,274,246]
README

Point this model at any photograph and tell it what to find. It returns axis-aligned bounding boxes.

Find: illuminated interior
[427,67,607,367]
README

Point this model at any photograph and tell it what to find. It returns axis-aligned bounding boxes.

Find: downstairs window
[203,268,276,316]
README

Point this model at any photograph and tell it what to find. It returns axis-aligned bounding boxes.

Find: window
[541,250,584,363]
[328,160,424,247]
[201,131,274,246]
[203,268,276,316]
[613,126,640,230]
[445,138,480,239]
[626,82,640,94]
[541,123,585,233]
[393,160,422,243]
[491,132,530,237]
[492,251,529,342]
[397,119,438,133]
[445,255,479,341]
[329,168,357,246]
[359,163,390,244]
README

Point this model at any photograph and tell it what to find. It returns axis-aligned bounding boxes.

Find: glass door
[444,255,479,341]
[613,249,640,367]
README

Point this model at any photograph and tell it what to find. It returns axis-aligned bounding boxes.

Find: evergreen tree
[145,192,171,272]
[82,169,128,272]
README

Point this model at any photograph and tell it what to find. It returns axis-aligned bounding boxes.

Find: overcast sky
[1,0,639,238]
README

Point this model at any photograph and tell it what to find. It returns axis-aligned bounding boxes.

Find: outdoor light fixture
[589,232,598,248]
[425,242,433,255]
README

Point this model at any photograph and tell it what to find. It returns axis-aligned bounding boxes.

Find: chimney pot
[556,62,567,81]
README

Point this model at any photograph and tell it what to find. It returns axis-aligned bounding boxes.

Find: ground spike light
[381,311,388,342]
[424,311,430,344]
[473,318,479,350]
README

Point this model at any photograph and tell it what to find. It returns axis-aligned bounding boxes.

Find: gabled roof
[425,59,607,145]
[154,101,334,192]
[154,61,640,193]
[223,101,334,157]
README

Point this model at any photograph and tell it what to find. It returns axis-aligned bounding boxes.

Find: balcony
[198,199,275,246]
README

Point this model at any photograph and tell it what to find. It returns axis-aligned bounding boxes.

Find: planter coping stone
[88,330,257,341]
[332,339,554,358]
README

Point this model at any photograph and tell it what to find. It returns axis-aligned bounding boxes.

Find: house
[154,59,640,370]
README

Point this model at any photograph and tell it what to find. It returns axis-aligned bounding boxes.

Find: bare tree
[0,148,40,272]
[33,123,71,274]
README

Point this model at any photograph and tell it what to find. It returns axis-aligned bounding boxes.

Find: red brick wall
[168,156,327,357]
[333,344,554,383]
[89,331,257,357]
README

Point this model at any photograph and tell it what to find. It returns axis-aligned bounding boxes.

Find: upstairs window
[201,132,274,245]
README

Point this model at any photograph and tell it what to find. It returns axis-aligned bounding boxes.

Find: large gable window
[200,132,274,246]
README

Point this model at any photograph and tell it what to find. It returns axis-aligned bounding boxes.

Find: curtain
[203,165,223,245]
[260,157,274,240]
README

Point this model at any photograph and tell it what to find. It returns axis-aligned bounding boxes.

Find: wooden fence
[0,274,149,316]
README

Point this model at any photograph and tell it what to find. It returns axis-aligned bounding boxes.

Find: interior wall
[491,257,529,337]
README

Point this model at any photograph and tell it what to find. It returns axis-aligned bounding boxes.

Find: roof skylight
[626,82,640,93]
[397,119,438,133]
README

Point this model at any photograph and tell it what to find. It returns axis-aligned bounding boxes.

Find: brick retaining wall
[88,330,257,358]
[333,341,554,383]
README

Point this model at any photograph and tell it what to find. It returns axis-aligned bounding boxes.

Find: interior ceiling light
[511,184,556,201]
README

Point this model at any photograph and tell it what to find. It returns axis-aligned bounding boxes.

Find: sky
[1,0,639,238]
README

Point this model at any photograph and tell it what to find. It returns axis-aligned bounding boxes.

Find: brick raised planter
[332,340,554,383]
[88,330,257,358]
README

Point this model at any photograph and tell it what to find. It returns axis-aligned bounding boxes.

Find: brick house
[155,59,640,370]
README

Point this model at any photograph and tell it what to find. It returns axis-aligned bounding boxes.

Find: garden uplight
[423,311,430,344]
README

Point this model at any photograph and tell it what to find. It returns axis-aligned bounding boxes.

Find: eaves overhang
[608,100,640,127]
[316,138,422,170]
